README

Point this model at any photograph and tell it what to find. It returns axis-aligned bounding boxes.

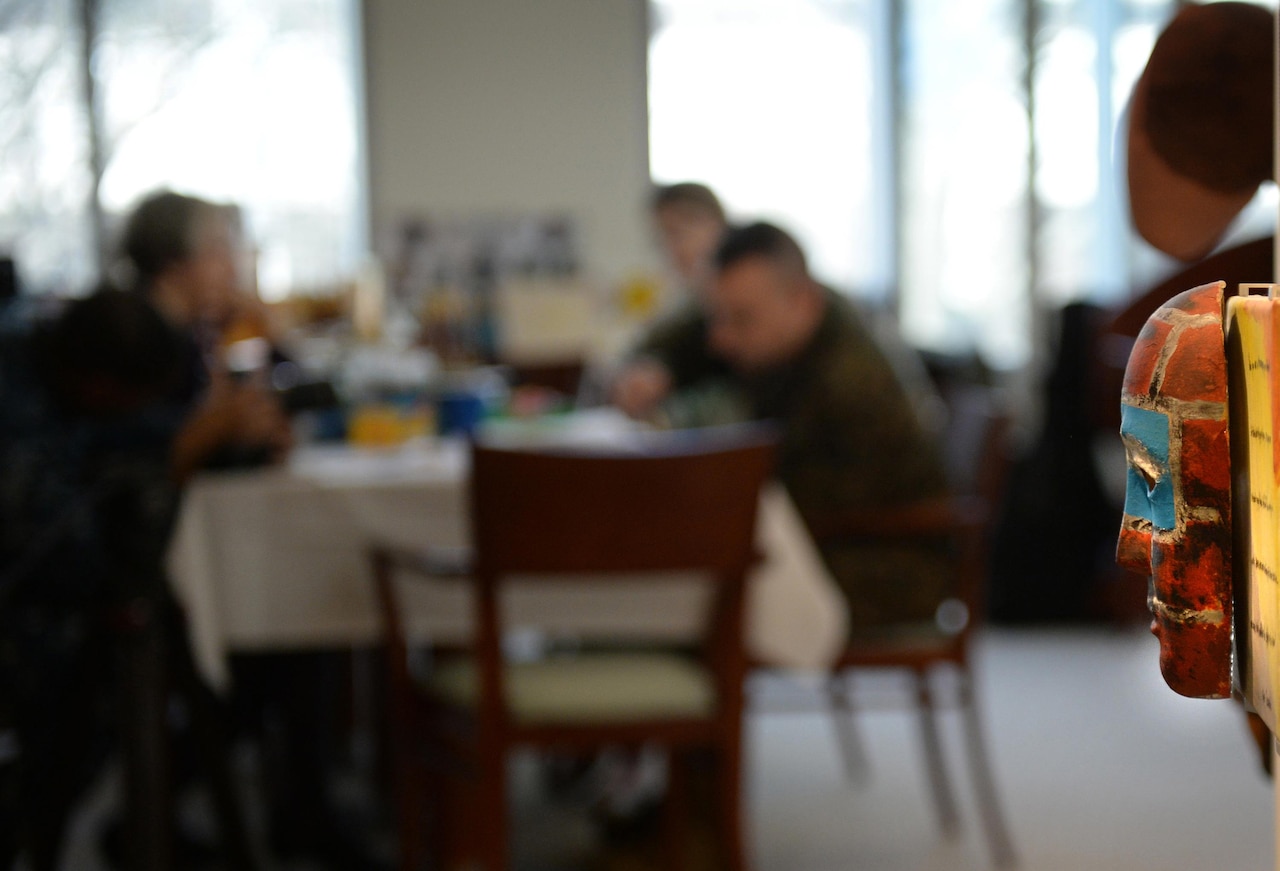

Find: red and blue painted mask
[1117,281,1232,699]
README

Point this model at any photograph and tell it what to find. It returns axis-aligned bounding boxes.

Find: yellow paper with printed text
[1227,294,1280,729]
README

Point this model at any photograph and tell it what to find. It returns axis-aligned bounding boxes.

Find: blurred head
[705,222,825,373]
[1116,281,1232,699]
[1126,2,1274,260]
[119,190,246,329]
[650,182,727,292]
[40,284,184,415]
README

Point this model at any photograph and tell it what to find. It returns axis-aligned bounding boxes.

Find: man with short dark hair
[669,221,951,628]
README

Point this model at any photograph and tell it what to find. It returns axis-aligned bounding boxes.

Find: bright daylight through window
[0,0,363,300]
[648,0,1276,371]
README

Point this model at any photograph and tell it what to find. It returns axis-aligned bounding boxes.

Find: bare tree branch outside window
[0,0,362,297]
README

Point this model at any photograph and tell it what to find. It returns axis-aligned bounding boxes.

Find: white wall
[361,0,655,288]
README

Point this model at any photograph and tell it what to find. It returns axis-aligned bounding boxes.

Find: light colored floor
[747,625,1273,871]
[58,625,1275,870]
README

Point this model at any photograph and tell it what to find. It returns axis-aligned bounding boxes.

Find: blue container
[437,390,487,437]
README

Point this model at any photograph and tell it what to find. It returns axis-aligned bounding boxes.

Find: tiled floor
[54,625,1275,870]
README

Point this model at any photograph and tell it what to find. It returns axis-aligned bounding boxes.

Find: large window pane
[899,0,1029,369]
[0,0,363,299]
[95,0,364,299]
[646,0,1275,371]
[0,0,96,294]
[648,0,888,300]
[1033,0,1175,308]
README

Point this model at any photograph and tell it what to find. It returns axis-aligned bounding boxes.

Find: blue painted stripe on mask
[1121,403,1175,530]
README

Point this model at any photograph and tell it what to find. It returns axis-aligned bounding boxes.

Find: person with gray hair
[118,191,246,332]
[109,192,385,870]
[115,189,291,482]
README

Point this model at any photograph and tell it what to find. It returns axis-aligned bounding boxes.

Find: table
[167,422,849,689]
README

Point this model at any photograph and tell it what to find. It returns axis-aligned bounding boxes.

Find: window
[0,1,97,294]
[649,0,1275,371]
[1029,0,1181,308]
[898,0,1028,367]
[0,0,364,299]
[648,0,892,301]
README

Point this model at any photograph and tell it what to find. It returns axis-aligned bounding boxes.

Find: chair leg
[913,669,960,838]
[827,672,871,785]
[474,755,509,871]
[715,730,749,871]
[957,671,1017,868]
[391,742,464,871]
[395,769,427,871]
[660,749,689,871]
[437,771,478,871]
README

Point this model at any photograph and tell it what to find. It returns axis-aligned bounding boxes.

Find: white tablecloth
[167,435,848,688]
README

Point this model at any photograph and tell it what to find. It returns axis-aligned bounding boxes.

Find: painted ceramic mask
[1117,281,1232,699]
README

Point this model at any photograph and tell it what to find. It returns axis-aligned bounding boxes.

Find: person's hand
[171,369,293,482]
[223,382,294,460]
[611,359,672,419]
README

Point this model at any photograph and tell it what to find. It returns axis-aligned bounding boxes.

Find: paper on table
[494,278,595,363]
[288,439,468,484]
[477,406,650,450]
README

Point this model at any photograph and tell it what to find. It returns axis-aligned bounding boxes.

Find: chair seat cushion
[847,621,947,647]
[424,652,716,724]
[838,621,962,665]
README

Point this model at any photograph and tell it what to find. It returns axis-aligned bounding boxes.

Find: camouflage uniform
[654,291,951,628]
[628,300,732,390]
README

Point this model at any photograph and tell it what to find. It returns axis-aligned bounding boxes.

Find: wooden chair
[809,385,1018,868]
[369,427,778,871]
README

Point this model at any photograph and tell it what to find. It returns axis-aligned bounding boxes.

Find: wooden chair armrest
[805,494,989,543]
[368,541,474,579]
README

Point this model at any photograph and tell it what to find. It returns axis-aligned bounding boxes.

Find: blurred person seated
[610,182,734,418]
[117,189,293,481]
[1125,1,1272,264]
[0,287,186,870]
[656,221,952,629]
[116,190,384,870]
[593,223,951,860]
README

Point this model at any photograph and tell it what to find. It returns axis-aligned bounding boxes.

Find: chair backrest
[940,385,1012,507]
[938,386,1014,634]
[469,426,778,579]
[465,426,778,729]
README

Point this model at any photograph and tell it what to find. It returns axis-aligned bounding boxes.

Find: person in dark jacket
[0,288,185,870]
[665,221,952,627]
